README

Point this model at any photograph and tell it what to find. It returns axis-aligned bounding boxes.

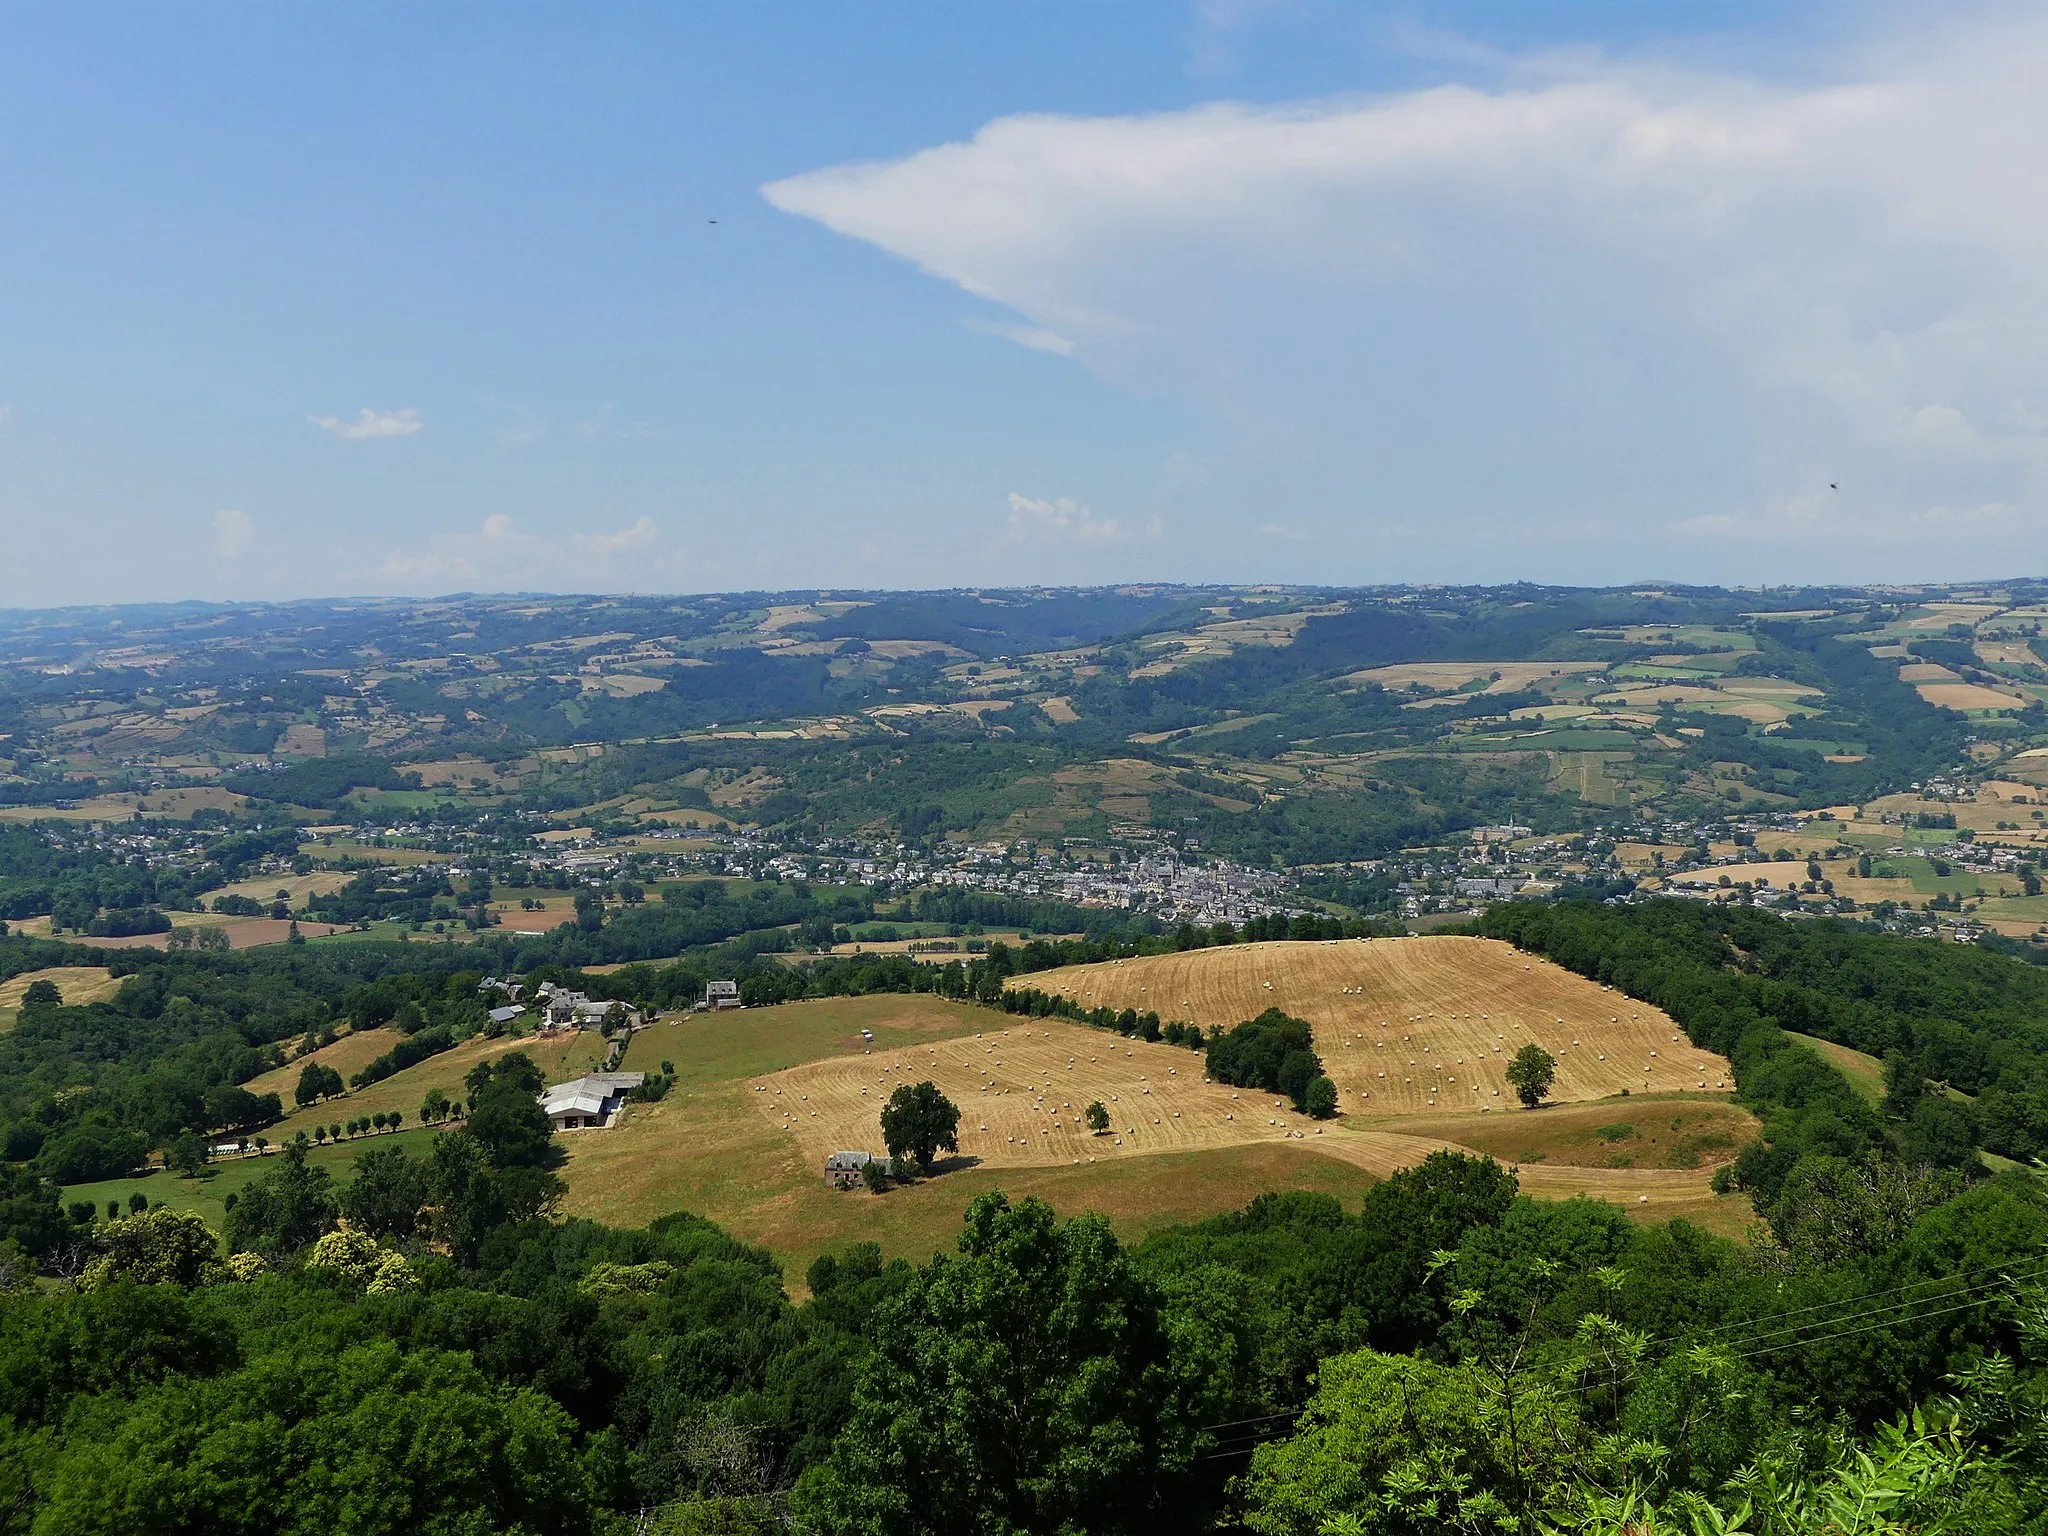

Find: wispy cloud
[963,317,1076,355]
[310,407,423,440]
[1004,492,1124,547]
[378,513,681,591]
[213,508,253,560]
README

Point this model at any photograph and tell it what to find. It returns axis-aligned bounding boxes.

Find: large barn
[539,1071,646,1131]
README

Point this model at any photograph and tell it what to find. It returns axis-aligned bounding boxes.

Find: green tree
[427,1129,564,1266]
[880,1080,961,1173]
[341,1145,432,1241]
[19,979,61,1009]
[1506,1045,1557,1110]
[1303,1075,1339,1120]
[1085,1101,1110,1134]
[1242,1349,1538,1536]
[466,1057,556,1170]
[224,1140,337,1257]
[421,1087,449,1123]
[166,1130,210,1179]
[30,1338,594,1536]
[795,1192,1214,1536]
[293,1061,343,1107]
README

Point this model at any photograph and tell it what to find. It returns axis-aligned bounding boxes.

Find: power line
[1671,1253,2048,1347]
[1719,1288,2026,1368]
[1191,1260,2044,1459]
[1679,1260,2048,1354]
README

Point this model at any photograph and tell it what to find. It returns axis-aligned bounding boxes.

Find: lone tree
[1084,1101,1110,1135]
[20,979,61,1010]
[1506,1044,1558,1109]
[1303,1075,1339,1120]
[880,1080,961,1174]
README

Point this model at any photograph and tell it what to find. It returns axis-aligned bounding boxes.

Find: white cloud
[962,317,1076,355]
[1003,492,1124,547]
[310,407,423,440]
[213,508,253,560]
[379,513,679,591]
[764,9,2048,581]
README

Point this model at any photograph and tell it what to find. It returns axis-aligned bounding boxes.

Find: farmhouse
[478,976,527,1003]
[824,1150,873,1188]
[539,1071,646,1131]
[486,1004,523,1027]
[536,982,631,1030]
[700,980,742,1012]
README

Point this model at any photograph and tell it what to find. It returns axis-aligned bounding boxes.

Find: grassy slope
[1785,1031,1887,1107]
[63,1127,444,1227]
[267,1028,609,1138]
[1378,1097,1759,1173]
[66,990,1760,1284]
[0,967,123,1031]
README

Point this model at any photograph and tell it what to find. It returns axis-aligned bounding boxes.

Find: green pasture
[61,1126,445,1230]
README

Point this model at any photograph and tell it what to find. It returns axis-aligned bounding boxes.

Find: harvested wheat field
[243,1028,403,1099]
[1026,938,1731,1116]
[0,966,125,1029]
[749,1013,1737,1222]
[753,1019,1414,1170]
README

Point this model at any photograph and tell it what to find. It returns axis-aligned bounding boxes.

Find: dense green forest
[5,1138,2046,1533]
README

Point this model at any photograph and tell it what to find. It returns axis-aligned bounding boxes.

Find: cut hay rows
[1025,937,1731,1117]
[745,1012,1722,1213]
[753,1020,1381,1169]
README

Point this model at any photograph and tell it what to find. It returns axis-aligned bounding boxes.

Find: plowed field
[1026,937,1730,1116]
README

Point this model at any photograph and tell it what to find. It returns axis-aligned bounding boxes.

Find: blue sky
[6,1,2044,604]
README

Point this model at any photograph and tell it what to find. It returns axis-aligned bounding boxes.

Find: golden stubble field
[1025,937,1731,1115]
[0,966,125,1029]
[752,1019,1462,1176]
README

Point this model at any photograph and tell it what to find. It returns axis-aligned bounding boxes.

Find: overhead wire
[1666,1253,2048,1347]
[1192,1256,2047,1458]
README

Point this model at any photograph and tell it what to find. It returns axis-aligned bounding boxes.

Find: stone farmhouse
[824,1150,873,1189]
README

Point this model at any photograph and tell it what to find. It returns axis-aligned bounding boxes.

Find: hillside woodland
[0,903,2046,1533]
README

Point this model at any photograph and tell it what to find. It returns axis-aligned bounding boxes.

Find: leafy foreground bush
[3,1129,2048,1535]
